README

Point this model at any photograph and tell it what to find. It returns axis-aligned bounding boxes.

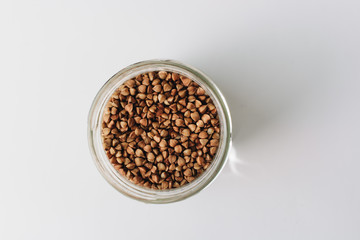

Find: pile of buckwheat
[101,71,220,189]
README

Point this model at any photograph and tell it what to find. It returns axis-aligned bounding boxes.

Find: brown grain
[101,71,221,189]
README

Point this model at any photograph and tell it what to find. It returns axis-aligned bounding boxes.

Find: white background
[1,0,359,239]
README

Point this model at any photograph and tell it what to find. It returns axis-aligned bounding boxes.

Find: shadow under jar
[88,60,232,203]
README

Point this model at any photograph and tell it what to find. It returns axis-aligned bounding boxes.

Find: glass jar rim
[88,59,232,203]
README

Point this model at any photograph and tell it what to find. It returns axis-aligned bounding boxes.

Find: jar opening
[88,60,232,203]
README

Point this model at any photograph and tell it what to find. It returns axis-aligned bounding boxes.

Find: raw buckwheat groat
[101,71,220,190]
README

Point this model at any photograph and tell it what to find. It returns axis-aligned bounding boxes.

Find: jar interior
[88,60,231,203]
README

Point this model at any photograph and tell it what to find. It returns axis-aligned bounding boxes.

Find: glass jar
[88,60,232,203]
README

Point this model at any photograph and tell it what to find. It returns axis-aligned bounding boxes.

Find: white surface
[1,0,359,239]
